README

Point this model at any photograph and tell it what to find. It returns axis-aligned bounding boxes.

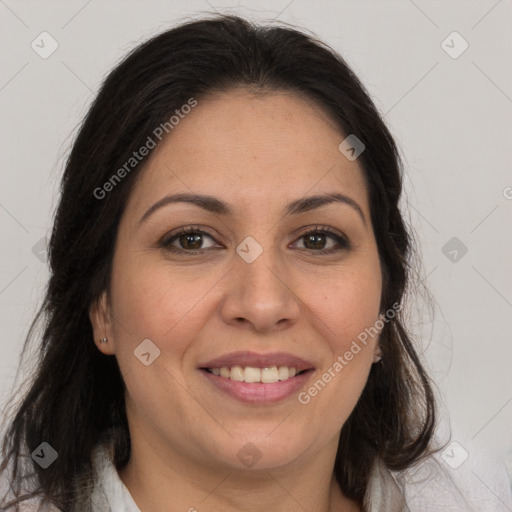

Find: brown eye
[177,233,203,250]
[293,227,351,254]
[303,232,328,250]
[160,228,219,254]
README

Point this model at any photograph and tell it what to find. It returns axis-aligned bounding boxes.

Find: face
[90,89,383,472]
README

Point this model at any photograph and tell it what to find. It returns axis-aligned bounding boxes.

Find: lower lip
[200,369,313,404]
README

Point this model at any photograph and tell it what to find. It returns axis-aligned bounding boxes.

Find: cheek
[109,254,225,359]
[306,264,382,349]
[107,256,226,425]
[298,265,381,421]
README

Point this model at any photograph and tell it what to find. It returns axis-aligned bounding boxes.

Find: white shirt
[4,439,512,511]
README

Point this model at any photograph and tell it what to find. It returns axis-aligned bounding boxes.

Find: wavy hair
[0,14,435,511]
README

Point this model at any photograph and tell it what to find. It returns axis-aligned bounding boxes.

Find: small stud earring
[100,337,108,344]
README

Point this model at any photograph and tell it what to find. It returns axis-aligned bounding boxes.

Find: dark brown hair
[0,14,435,511]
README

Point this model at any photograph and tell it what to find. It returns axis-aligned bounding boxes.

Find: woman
[1,14,510,512]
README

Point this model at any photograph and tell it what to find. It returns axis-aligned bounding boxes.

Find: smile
[198,352,315,404]
[205,365,304,383]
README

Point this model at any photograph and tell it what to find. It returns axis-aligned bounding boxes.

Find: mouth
[198,352,315,404]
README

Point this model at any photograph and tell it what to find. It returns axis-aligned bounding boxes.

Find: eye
[160,227,220,254]
[292,226,351,255]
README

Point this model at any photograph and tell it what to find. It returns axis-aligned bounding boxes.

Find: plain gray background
[1,0,511,477]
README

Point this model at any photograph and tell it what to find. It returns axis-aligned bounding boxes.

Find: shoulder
[89,442,140,512]
[0,480,61,512]
[0,438,124,512]
[0,457,56,512]
[366,442,512,512]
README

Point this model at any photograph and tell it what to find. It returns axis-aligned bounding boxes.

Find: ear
[372,342,382,363]
[89,291,115,355]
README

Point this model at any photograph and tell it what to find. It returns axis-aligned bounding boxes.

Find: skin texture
[89,89,383,512]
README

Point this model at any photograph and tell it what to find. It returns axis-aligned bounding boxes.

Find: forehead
[127,89,369,216]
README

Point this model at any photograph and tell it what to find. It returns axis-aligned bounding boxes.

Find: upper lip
[198,351,314,371]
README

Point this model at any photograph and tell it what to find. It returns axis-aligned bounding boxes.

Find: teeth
[278,366,289,380]
[261,366,279,383]
[208,365,301,383]
[231,365,244,382]
[244,367,261,383]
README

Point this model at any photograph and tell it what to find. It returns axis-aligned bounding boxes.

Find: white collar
[89,441,512,512]
[90,443,406,512]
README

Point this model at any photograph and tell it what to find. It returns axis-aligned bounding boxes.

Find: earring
[100,337,108,344]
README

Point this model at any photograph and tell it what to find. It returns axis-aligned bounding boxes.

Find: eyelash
[159,225,351,256]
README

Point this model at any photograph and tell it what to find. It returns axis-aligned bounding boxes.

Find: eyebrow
[139,192,366,225]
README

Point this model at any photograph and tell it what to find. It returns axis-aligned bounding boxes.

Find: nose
[219,243,301,333]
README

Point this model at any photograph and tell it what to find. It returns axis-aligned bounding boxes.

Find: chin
[205,432,316,472]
